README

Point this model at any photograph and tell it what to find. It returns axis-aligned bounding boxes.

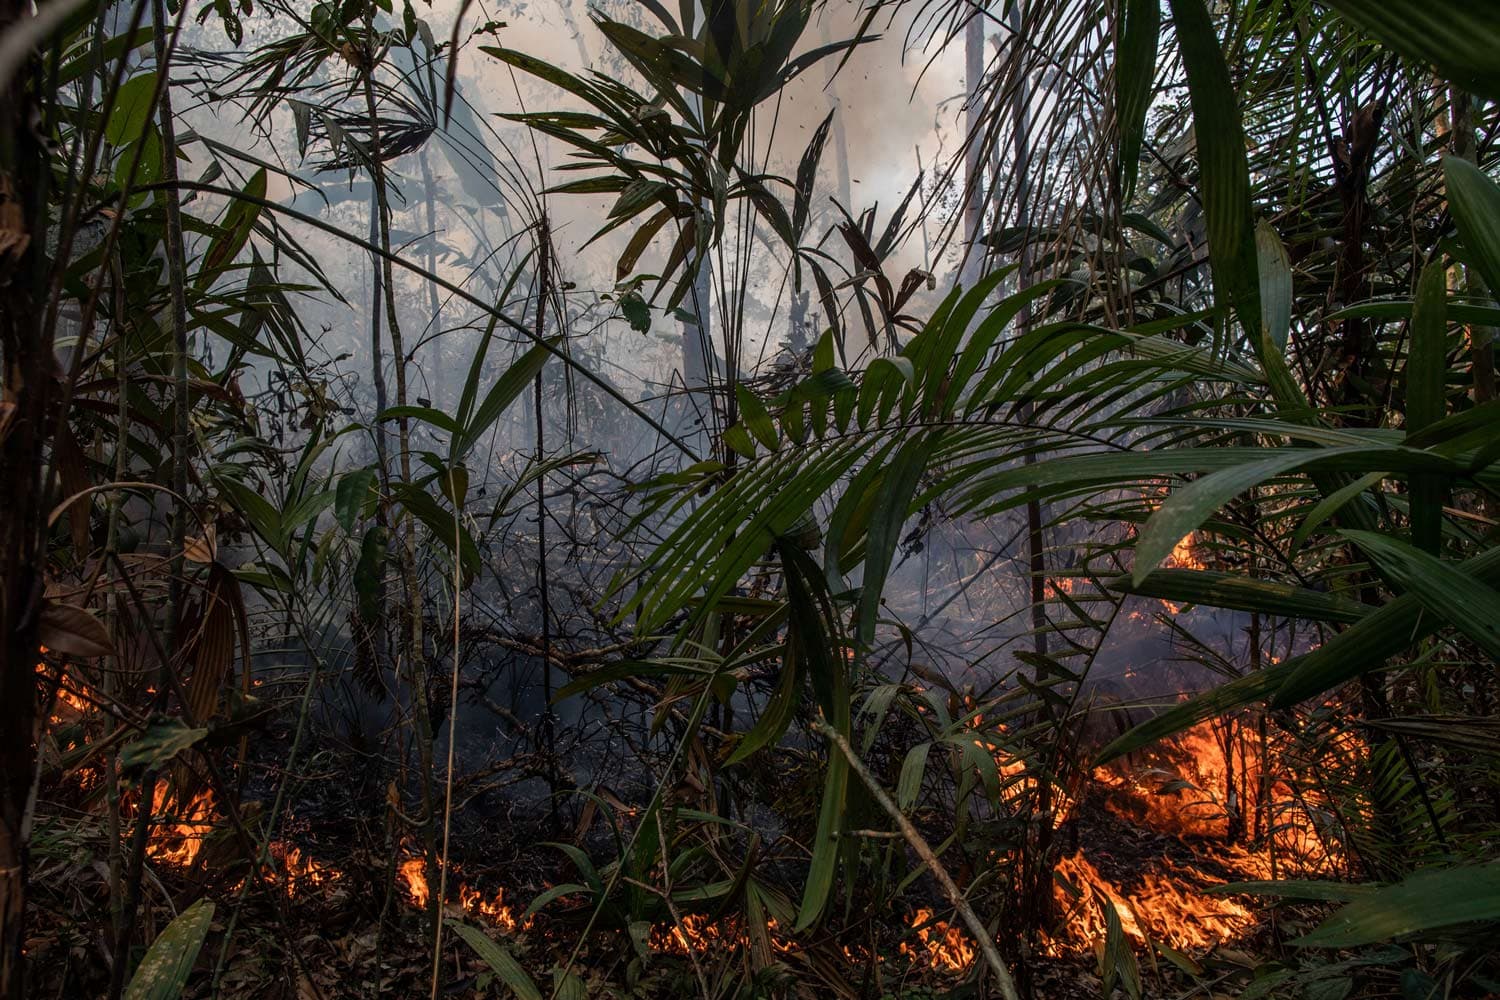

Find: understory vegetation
[1,0,1499,997]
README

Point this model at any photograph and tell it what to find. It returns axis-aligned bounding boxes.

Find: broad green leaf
[1445,156,1500,304]
[1116,0,1159,201]
[724,640,802,765]
[1406,261,1449,552]
[855,433,930,645]
[106,71,157,146]
[123,898,214,1000]
[1134,452,1314,585]
[378,404,463,438]
[448,921,542,1000]
[1119,570,1369,623]
[391,483,479,583]
[1290,471,1385,554]
[456,337,559,461]
[1214,880,1375,902]
[1102,896,1143,1000]
[1341,529,1500,660]
[120,720,209,773]
[1295,864,1500,947]
[723,424,757,459]
[781,546,848,930]
[735,383,778,451]
[1273,544,1500,707]
[354,525,388,622]
[796,747,847,931]
[198,168,266,288]
[1255,221,1292,354]
[1168,0,1260,342]
[1132,444,1457,585]
[897,742,930,811]
[214,475,282,553]
[335,467,377,533]
[1327,2,1500,101]
[522,882,590,918]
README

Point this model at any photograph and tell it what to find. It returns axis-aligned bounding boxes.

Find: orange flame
[900,908,975,973]
[146,787,215,868]
[276,845,341,897]
[399,858,430,909]
[398,856,527,932]
[1048,850,1256,954]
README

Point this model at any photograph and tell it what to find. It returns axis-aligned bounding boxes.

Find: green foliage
[122,900,214,1000]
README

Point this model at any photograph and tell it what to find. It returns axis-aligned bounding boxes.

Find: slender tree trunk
[532,216,560,836]
[358,11,437,928]
[420,149,444,410]
[962,9,985,286]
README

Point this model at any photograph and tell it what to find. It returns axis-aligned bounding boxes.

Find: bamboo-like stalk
[532,215,560,836]
[104,0,192,991]
[356,2,437,928]
[428,468,464,999]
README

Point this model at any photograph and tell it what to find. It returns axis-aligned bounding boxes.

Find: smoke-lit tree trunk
[682,258,712,391]
[962,9,985,285]
[0,0,49,990]
[420,149,445,410]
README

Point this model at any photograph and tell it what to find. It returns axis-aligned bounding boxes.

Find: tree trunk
[0,0,50,990]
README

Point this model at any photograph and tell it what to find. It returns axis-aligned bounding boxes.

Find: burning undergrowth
[26,611,1363,999]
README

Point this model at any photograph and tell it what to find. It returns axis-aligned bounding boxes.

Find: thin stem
[814,718,1022,1000]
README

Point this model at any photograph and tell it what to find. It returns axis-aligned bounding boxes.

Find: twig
[429,469,465,999]
[813,718,1021,1000]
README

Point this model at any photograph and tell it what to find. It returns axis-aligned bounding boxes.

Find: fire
[146,786,215,868]
[36,649,92,722]
[398,856,527,932]
[1100,720,1233,839]
[900,908,975,973]
[276,845,341,897]
[1098,716,1333,871]
[650,913,722,954]
[399,858,430,908]
[1049,850,1256,954]
[458,883,523,933]
[1166,533,1205,572]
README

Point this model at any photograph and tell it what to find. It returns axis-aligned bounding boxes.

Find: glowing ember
[900,908,975,973]
[650,913,722,954]
[647,914,800,958]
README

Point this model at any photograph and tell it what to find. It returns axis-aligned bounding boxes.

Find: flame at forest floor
[398,856,528,933]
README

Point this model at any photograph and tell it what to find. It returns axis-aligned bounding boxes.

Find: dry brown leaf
[37,600,113,658]
[184,523,217,563]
